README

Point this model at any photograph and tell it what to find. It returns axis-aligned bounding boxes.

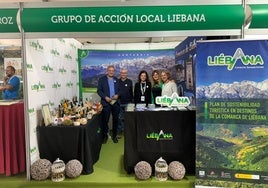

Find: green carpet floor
[0,137,195,188]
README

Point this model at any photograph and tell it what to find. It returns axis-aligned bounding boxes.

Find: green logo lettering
[207,48,264,71]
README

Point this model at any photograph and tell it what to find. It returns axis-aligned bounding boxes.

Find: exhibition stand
[1,0,268,187]
[19,1,244,182]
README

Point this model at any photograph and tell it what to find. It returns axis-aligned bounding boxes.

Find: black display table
[124,110,195,175]
[37,114,102,174]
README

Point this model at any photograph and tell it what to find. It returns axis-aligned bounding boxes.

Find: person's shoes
[102,135,108,144]
[117,135,122,139]
[117,131,123,139]
[112,137,118,143]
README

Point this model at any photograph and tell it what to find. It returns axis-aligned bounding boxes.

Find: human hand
[3,76,8,83]
[112,94,119,100]
[0,85,5,91]
[105,96,112,103]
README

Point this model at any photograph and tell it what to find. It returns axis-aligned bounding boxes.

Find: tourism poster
[195,40,268,187]
[175,36,205,105]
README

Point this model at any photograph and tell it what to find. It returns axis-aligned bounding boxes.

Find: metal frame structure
[1,0,268,181]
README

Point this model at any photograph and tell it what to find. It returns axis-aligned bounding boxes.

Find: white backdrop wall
[25,38,81,163]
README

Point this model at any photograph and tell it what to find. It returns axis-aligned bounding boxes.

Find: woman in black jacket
[134,70,151,107]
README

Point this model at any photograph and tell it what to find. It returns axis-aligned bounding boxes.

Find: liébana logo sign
[156,93,191,107]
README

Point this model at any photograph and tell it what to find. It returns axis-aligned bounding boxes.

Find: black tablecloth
[37,114,102,174]
[124,110,195,175]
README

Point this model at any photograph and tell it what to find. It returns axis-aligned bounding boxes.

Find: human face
[5,67,14,77]
[120,70,128,80]
[140,73,147,82]
[161,72,168,83]
[107,67,115,78]
[177,69,184,81]
[153,72,159,81]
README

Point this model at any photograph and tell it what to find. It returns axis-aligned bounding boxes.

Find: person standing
[151,70,163,106]
[161,69,178,97]
[118,68,133,137]
[97,65,120,144]
[0,66,20,100]
[175,64,186,96]
[134,70,151,107]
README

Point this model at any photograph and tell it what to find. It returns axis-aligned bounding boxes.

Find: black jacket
[134,81,151,106]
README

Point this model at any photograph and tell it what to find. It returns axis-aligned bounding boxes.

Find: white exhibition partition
[25,38,81,163]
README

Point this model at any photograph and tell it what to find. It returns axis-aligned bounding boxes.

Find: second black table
[37,114,102,174]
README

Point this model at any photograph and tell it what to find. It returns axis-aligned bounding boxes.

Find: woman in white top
[161,70,178,97]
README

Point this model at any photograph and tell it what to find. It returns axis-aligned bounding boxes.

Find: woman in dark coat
[134,70,151,107]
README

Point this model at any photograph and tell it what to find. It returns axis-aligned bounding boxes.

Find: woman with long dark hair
[134,70,151,106]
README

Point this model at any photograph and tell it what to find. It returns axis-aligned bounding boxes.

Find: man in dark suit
[118,68,133,138]
[97,65,120,143]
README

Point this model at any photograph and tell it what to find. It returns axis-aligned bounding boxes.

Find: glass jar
[155,157,168,181]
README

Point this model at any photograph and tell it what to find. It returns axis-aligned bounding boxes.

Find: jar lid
[155,157,168,171]
[51,158,65,173]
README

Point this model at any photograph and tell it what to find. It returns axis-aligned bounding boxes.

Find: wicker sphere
[134,161,152,180]
[168,161,186,180]
[65,159,83,178]
[30,159,52,181]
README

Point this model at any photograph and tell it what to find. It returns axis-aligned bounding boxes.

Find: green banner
[249,5,268,28]
[0,9,19,33]
[21,5,244,32]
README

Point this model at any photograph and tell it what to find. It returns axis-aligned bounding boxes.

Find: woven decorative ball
[168,161,186,180]
[65,159,83,178]
[30,159,52,181]
[134,161,152,180]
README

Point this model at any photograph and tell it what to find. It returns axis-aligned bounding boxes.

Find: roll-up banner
[0,9,19,33]
[196,40,268,187]
[20,5,244,32]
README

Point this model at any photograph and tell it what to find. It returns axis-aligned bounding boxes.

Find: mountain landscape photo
[81,52,175,88]
[196,80,268,99]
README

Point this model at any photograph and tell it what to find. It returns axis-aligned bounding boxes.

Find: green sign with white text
[249,4,268,28]
[0,9,19,33]
[21,5,244,32]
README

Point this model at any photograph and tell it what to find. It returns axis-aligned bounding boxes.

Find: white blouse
[161,81,178,97]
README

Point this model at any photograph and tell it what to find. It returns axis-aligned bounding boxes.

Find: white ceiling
[0,39,21,47]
